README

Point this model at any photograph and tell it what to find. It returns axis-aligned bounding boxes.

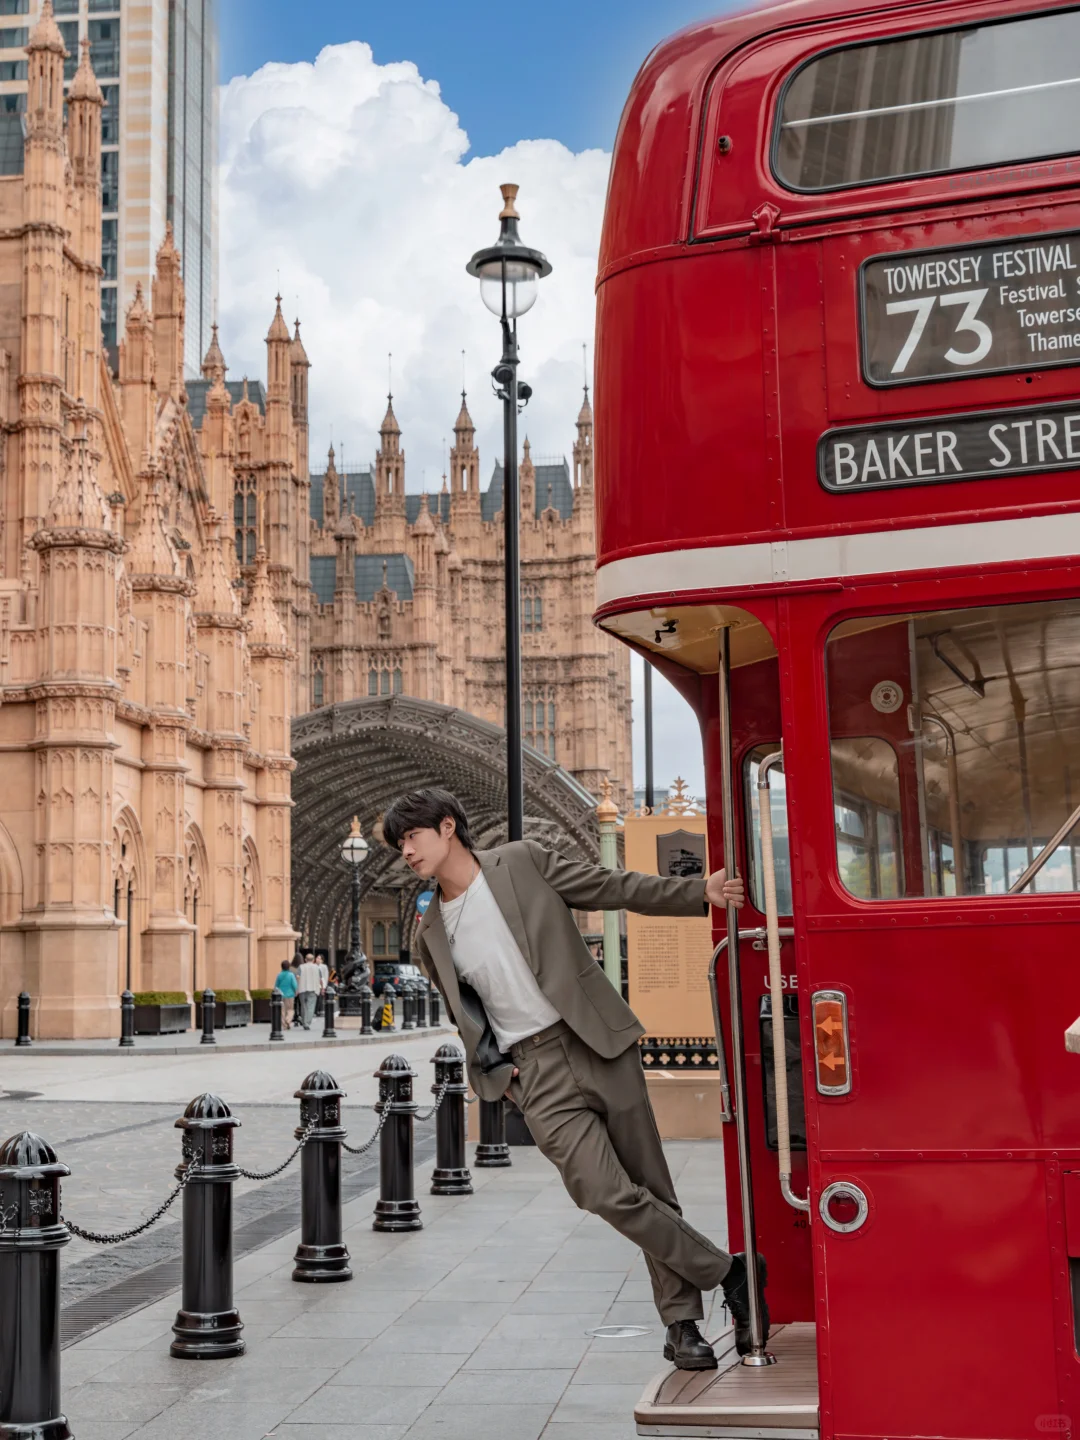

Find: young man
[383,786,768,1371]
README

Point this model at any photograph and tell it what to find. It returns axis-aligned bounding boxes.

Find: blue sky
[220,0,724,157]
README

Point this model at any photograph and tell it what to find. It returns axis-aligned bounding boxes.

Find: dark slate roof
[0,112,24,177]
[405,492,451,526]
[483,458,573,523]
[309,556,335,605]
[356,553,414,602]
[309,468,375,528]
[309,553,415,606]
[187,378,266,430]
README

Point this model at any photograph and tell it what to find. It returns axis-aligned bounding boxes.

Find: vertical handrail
[758,752,809,1214]
[717,629,772,1366]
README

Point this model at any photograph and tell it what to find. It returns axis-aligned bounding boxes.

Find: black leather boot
[721,1251,769,1355]
[663,1319,718,1370]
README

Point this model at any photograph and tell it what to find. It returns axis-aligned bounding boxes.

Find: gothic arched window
[368,669,378,696]
[372,922,385,954]
[393,667,403,694]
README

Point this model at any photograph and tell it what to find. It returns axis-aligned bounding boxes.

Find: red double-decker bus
[594,1,1080,1435]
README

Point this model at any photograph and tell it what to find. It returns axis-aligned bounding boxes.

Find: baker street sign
[819,401,1080,494]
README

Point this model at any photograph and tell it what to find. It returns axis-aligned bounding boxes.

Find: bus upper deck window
[826,600,1080,901]
[775,11,1080,192]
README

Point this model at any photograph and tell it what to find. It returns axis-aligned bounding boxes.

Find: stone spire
[520,435,535,517]
[201,322,226,383]
[322,443,339,528]
[412,493,435,536]
[266,295,291,344]
[45,404,112,532]
[194,510,239,619]
[127,464,178,579]
[246,549,287,648]
[450,390,479,496]
[289,319,309,366]
[152,224,185,400]
[380,394,401,443]
[69,36,103,102]
[27,0,64,55]
[574,384,593,492]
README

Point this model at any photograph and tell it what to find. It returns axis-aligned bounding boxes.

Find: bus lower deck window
[826,599,1080,900]
[776,10,1080,192]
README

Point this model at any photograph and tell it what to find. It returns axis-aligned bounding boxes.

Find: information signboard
[861,232,1080,386]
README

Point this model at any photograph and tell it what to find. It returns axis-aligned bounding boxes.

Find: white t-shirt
[440,868,560,1051]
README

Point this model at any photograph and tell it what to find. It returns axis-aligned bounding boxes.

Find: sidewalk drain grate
[586,1325,651,1338]
[60,1126,436,1348]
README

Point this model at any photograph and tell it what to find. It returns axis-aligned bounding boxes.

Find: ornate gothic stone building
[0,9,300,1038]
[306,392,632,808]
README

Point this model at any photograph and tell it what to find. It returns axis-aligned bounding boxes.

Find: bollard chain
[342,1104,390,1156]
[415,1077,450,1123]
[62,1156,201,1244]
[235,1120,316,1180]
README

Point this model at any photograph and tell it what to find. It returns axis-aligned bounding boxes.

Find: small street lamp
[340,815,370,988]
[467,184,551,841]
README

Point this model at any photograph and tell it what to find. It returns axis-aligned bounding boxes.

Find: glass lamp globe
[478,260,539,319]
[467,183,551,320]
[341,815,370,867]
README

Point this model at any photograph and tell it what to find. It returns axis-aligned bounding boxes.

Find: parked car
[372,962,430,994]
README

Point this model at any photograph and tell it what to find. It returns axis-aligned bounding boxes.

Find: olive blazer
[414,840,709,1102]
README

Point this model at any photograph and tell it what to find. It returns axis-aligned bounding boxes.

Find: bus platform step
[635,1322,818,1439]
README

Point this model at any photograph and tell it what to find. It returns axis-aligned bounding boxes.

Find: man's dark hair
[382,787,475,851]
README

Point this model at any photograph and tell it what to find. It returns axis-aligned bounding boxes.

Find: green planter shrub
[133,991,187,1006]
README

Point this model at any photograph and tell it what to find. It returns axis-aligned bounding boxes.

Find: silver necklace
[445,862,479,947]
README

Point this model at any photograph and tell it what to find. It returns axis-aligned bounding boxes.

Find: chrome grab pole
[1009,799,1080,894]
[709,927,795,1127]
[717,629,774,1367]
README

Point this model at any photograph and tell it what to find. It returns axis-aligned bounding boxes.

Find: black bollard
[119,989,135,1048]
[475,1098,512,1168]
[15,991,31,1048]
[322,984,338,1040]
[429,987,441,1028]
[415,984,429,1029]
[358,978,373,1037]
[269,990,284,1043]
[170,1094,244,1358]
[0,1132,72,1440]
[401,983,415,1032]
[293,1071,351,1282]
[372,1055,422,1232]
[200,988,217,1046]
[430,1043,472,1195]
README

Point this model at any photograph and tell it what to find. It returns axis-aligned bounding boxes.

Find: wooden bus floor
[635,1322,818,1439]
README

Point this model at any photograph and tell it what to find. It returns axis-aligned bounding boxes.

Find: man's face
[399,817,455,878]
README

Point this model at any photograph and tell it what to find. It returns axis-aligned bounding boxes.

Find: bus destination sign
[861,232,1080,386]
[819,401,1080,494]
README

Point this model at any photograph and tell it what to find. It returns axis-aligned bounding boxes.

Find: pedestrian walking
[315,954,329,1017]
[274,958,298,1029]
[296,953,321,1030]
[384,786,762,1372]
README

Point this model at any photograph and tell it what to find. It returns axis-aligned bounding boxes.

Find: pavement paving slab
[14,1042,730,1440]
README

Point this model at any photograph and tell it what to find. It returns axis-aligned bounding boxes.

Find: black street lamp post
[467,184,551,841]
[340,815,370,990]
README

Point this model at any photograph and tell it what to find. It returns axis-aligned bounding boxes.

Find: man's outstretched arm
[523,840,743,917]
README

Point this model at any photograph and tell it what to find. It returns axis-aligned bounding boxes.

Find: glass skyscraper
[0,0,218,375]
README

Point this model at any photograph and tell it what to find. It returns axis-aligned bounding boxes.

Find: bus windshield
[775,9,1080,192]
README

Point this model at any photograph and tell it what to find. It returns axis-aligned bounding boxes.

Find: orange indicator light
[812,990,851,1096]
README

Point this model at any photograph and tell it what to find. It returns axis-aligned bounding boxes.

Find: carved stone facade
[307,390,632,810]
[0,8,296,1038]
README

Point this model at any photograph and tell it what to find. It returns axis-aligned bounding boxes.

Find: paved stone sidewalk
[59,1140,729,1440]
[2,1026,450,1105]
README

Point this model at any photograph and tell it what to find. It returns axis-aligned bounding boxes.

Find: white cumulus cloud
[218,38,703,793]
[218,41,609,489]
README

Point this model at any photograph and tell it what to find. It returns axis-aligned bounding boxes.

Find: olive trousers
[508,1020,731,1323]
